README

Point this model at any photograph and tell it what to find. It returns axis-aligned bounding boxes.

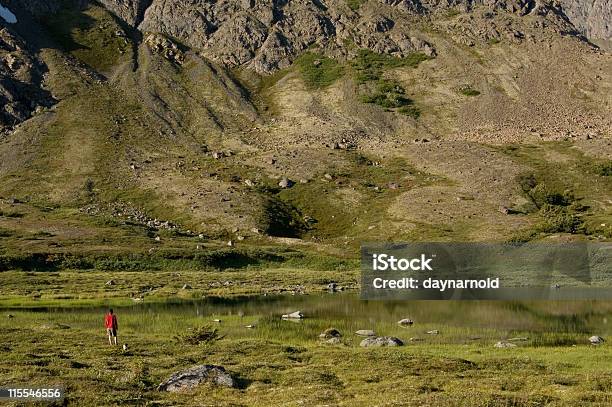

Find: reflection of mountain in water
[0,3,17,24]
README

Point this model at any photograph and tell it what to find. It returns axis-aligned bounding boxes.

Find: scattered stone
[105,280,116,286]
[245,324,256,329]
[158,365,235,392]
[360,336,404,347]
[7,314,14,318]
[589,336,605,345]
[324,337,342,345]
[409,337,423,342]
[282,311,304,319]
[494,341,517,348]
[278,177,294,189]
[154,236,161,242]
[499,206,510,215]
[182,284,192,290]
[319,328,342,339]
[426,330,439,335]
[324,173,333,180]
[213,319,221,323]
[144,33,185,65]
[227,240,234,247]
[398,318,414,326]
[327,282,338,292]
[355,330,376,337]
[244,179,255,187]
[122,344,129,351]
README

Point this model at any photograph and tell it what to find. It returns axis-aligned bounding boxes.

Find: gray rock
[182,284,192,290]
[494,341,517,348]
[324,337,342,345]
[355,330,376,337]
[426,330,440,335]
[319,328,342,339]
[105,280,116,286]
[158,365,235,392]
[589,336,605,345]
[398,318,414,326]
[360,336,404,347]
[282,311,303,319]
[278,177,294,189]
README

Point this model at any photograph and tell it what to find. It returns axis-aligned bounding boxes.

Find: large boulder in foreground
[158,365,235,392]
[360,336,404,347]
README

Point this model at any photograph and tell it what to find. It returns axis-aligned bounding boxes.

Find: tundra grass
[0,303,610,406]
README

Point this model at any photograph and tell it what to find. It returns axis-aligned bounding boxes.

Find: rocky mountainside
[0,0,610,261]
[559,0,611,43]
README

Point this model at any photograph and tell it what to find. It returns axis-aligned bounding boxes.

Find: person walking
[105,309,118,345]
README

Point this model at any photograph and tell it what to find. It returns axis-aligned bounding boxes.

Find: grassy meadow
[1,296,611,406]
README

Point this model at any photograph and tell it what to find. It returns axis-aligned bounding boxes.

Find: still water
[14,293,611,344]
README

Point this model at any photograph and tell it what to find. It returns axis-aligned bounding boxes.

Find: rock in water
[589,336,605,345]
[355,330,376,337]
[398,318,414,326]
[158,365,235,392]
[282,311,303,319]
[360,336,404,347]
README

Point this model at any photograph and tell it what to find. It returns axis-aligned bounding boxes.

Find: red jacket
[104,313,118,329]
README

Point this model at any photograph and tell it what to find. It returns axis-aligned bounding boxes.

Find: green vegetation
[0,245,357,273]
[458,85,481,97]
[345,0,368,11]
[351,49,431,84]
[350,50,430,118]
[595,161,612,176]
[42,4,132,74]
[294,52,345,89]
[360,80,421,117]
[500,144,612,241]
[176,326,221,345]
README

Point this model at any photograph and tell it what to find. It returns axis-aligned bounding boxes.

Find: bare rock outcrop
[0,26,55,130]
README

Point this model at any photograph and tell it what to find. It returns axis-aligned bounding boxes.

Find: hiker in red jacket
[105,309,118,345]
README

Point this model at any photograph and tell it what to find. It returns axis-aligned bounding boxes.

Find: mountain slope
[0,0,610,270]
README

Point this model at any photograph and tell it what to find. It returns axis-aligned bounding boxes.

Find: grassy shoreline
[0,269,360,308]
[1,297,611,406]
